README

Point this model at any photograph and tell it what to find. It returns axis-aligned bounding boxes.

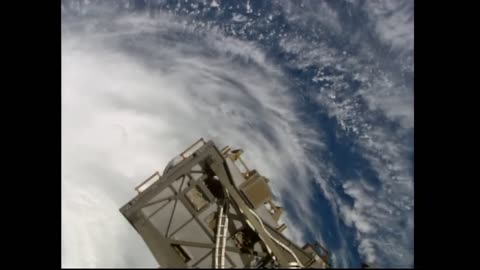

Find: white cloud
[210,0,219,8]
[358,238,377,264]
[62,11,324,267]
[279,35,343,70]
[280,1,413,266]
[357,71,414,130]
[246,0,252,14]
[364,0,414,52]
[276,11,413,268]
[232,13,247,22]
[278,0,342,34]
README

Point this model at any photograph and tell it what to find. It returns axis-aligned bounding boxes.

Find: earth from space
[61,0,413,268]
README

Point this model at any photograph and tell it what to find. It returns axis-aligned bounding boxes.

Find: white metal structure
[120,139,332,268]
[248,208,304,268]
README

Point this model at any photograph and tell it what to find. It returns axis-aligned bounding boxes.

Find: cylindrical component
[220,145,231,157]
[276,223,287,233]
[288,262,302,269]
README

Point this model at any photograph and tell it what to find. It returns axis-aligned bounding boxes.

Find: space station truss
[120,138,331,268]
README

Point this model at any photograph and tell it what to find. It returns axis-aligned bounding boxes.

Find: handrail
[180,138,206,160]
[135,171,161,193]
